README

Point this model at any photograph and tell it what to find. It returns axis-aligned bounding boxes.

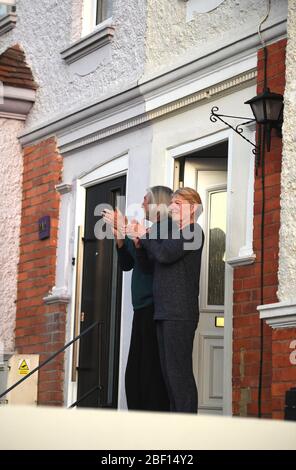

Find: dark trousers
[125,304,170,411]
[156,320,198,413]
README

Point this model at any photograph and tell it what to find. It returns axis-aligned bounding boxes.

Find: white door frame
[65,153,129,408]
[166,129,234,415]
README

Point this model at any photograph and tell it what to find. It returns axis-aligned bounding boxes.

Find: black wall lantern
[245,87,284,152]
[210,86,284,167]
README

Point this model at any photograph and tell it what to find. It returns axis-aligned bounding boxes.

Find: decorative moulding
[0,85,35,120]
[226,252,256,267]
[0,12,16,36]
[61,19,115,65]
[43,286,70,305]
[55,183,73,195]
[258,301,296,329]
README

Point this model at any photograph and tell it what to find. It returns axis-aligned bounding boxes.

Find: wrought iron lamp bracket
[210,106,260,167]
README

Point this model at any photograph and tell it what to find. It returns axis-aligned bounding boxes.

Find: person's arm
[140,237,186,264]
[135,244,154,274]
[140,224,203,264]
[116,238,135,271]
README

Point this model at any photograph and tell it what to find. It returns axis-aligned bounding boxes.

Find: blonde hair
[173,187,202,205]
[173,187,203,221]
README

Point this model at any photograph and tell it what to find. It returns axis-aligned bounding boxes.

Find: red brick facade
[15,137,66,406]
[0,44,38,90]
[232,39,295,419]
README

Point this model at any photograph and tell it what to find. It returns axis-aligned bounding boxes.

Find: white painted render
[144,0,287,79]
[0,0,147,129]
[0,118,24,354]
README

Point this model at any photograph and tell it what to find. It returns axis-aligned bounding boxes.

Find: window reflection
[207,191,227,306]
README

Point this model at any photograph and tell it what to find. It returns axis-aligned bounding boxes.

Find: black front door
[77,175,126,408]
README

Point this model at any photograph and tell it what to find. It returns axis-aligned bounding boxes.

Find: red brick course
[15,137,66,406]
[232,39,287,418]
[0,44,38,90]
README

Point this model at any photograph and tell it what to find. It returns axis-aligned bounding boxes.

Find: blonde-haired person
[132,187,204,413]
[102,186,172,412]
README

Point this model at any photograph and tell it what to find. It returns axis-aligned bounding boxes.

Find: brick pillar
[232,39,286,418]
[15,137,66,406]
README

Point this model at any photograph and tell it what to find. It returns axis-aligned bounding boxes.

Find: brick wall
[15,137,66,406]
[232,39,287,418]
[0,44,38,90]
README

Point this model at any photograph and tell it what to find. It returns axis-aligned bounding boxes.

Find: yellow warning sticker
[18,359,30,375]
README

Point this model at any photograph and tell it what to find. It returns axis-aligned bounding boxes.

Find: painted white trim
[258,301,296,329]
[168,129,231,159]
[57,70,256,155]
[61,18,114,65]
[81,0,98,36]
[43,288,70,305]
[143,55,256,112]
[0,12,16,36]
[3,86,35,101]
[18,65,257,149]
[166,129,230,190]
[0,85,35,120]
[227,253,256,267]
[79,154,129,187]
[64,153,129,408]
[55,183,72,195]
[64,179,86,407]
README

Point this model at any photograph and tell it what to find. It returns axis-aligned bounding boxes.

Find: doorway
[182,141,228,414]
[77,175,126,408]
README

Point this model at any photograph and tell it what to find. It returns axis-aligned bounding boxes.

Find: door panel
[77,176,126,408]
[185,160,227,414]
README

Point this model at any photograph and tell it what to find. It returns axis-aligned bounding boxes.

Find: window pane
[102,0,112,20]
[96,0,112,24]
[207,190,227,306]
[0,5,9,17]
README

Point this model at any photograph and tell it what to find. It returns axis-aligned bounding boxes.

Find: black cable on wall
[257,46,268,418]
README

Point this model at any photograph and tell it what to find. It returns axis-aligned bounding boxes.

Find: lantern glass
[265,97,283,123]
[245,88,283,126]
[249,100,265,124]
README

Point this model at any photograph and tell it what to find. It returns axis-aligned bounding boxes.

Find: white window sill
[0,85,35,120]
[226,252,256,267]
[61,18,115,65]
[258,301,296,329]
[0,12,16,36]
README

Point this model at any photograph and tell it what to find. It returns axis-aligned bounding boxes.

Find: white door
[184,158,227,414]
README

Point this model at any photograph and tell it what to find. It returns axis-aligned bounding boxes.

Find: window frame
[82,0,112,37]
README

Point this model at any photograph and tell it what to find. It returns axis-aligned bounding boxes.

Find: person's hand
[124,219,147,240]
[102,208,127,246]
[102,208,126,233]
